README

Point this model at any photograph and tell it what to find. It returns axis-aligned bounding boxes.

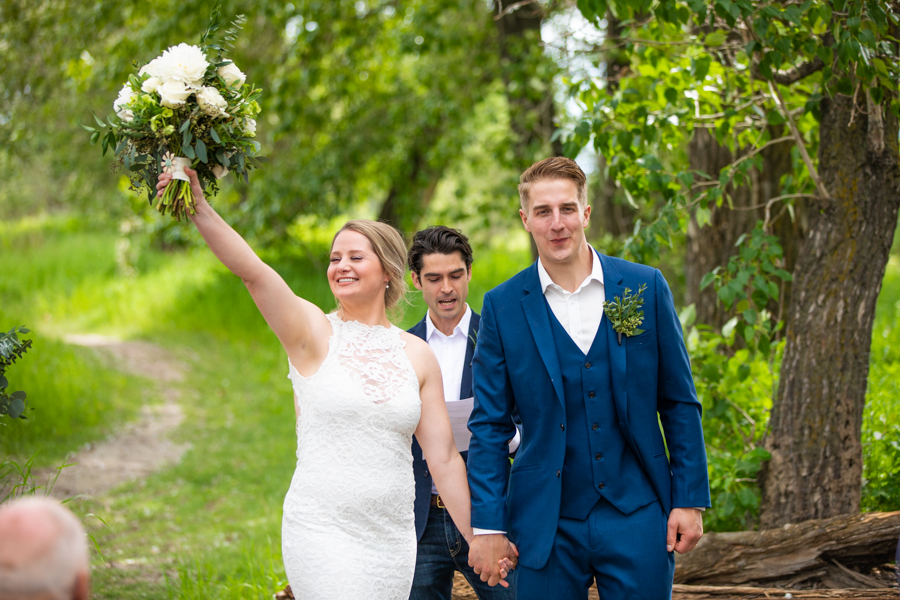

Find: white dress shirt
[427,305,520,498]
[537,246,605,353]
[425,305,473,408]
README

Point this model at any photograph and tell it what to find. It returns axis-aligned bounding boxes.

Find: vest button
[560,424,565,431]
[423,470,429,477]
[556,470,560,477]
[585,361,592,369]
[592,424,599,431]
[598,482,606,489]
[589,391,596,399]
[595,453,602,460]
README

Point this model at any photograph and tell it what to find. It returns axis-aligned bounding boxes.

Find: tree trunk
[685,128,797,327]
[758,92,900,527]
[376,129,446,236]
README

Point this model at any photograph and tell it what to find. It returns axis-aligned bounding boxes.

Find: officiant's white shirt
[426,305,519,497]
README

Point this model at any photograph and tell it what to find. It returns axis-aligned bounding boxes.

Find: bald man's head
[0,498,89,600]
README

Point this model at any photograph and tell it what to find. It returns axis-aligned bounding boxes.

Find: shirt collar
[537,245,604,294]
[425,304,472,341]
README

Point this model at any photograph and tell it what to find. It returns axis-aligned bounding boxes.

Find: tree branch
[768,81,831,200]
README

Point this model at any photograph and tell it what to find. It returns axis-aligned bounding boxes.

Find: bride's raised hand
[156,167,209,216]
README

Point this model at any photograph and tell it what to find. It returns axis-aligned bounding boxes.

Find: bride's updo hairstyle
[332,220,409,312]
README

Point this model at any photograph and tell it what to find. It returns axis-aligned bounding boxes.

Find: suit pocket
[510,463,542,474]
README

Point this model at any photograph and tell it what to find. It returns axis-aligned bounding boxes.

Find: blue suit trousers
[514,498,674,600]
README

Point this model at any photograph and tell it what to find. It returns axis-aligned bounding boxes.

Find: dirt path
[39,334,190,499]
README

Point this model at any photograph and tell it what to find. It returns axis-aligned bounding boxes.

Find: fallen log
[671,584,898,599]
[674,511,900,588]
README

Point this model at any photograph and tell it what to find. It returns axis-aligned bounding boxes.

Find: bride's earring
[386,283,390,289]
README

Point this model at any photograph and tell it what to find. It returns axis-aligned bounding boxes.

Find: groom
[467,157,710,599]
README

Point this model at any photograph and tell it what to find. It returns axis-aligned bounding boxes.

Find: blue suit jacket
[467,251,711,569]
[409,311,481,540]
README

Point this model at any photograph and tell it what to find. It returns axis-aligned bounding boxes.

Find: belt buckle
[436,494,445,509]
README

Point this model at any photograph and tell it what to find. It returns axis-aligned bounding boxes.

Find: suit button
[589,391,596,399]
[560,424,565,431]
[598,482,606,489]
[556,470,560,477]
[592,424,599,431]
[585,361,592,369]
[423,470,429,477]
[595,453,602,460]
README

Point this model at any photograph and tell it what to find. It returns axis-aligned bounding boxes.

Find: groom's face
[519,178,591,266]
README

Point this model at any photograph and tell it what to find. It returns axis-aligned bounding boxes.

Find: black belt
[430,494,446,508]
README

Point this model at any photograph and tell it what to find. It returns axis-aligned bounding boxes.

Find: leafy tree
[563,0,900,526]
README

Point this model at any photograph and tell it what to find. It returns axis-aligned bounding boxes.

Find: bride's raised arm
[156,168,330,368]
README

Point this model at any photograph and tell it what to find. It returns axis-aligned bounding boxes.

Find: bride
[156,169,512,598]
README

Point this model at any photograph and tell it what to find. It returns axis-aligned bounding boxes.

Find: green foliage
[0,326,33,421]
[683,303,780,531]
[862,254,900,512]
[603,283,647,343]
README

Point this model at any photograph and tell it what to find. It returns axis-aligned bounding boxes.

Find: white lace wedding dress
[283,313,421,599]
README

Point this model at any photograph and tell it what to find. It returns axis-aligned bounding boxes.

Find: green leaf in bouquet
[93,113,106,129]
[210,127,221,143]
[81,124,96,133]
[183,144,196,160]
[236,152,245,173]
[0,376,7,390]
[180,118,191,133]
[101,133,110,156]
[11,391,25,400]
[254,156,269,163]
[91,131,100,145]
[183,128,193,149]
[195,138,208,163]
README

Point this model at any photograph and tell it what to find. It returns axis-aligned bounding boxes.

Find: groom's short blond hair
[518,157,588,210]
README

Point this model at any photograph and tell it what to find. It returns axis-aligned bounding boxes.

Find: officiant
[407,226,521,600]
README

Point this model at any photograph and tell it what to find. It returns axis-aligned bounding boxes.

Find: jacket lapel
[408,315,428,341]
[521,263,565,407]
[460,312,479,399]
[598,252,633,442]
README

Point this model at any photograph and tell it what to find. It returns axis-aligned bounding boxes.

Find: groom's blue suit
[467,250,710,597]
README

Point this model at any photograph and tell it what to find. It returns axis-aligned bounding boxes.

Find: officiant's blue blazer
[467,250,711,570]
[408,312,480,540]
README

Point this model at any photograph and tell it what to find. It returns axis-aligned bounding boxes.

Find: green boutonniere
[603,283,647,345]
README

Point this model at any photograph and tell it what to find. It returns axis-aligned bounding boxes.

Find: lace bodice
[281,313,422,598]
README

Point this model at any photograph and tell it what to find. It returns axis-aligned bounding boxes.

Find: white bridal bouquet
[86,9,264,220]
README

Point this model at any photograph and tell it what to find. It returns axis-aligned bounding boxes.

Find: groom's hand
[666,507,703,554]
[469,534,516,587]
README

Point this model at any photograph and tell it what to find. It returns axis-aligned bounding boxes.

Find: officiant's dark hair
[518,156,588,210]
[407,226,474,277]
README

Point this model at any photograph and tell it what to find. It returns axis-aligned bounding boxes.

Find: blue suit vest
[548,307,658,520]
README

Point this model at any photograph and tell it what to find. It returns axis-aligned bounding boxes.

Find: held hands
[468,534,519,588]
[666,507,703,554]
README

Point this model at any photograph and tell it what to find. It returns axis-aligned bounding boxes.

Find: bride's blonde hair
[332,220,409,312]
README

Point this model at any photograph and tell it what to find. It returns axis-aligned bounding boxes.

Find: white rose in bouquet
[158,79,193,108]
[113,83,136,121]
[141,76,163,94]
[155,43,209,87]
[139,57,164,77]
[244,118,257,136]
[218,62,246,87]
[212,164,229,179]
[197,86,229,117]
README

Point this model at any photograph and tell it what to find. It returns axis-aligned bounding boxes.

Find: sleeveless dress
[282,313,422,599]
